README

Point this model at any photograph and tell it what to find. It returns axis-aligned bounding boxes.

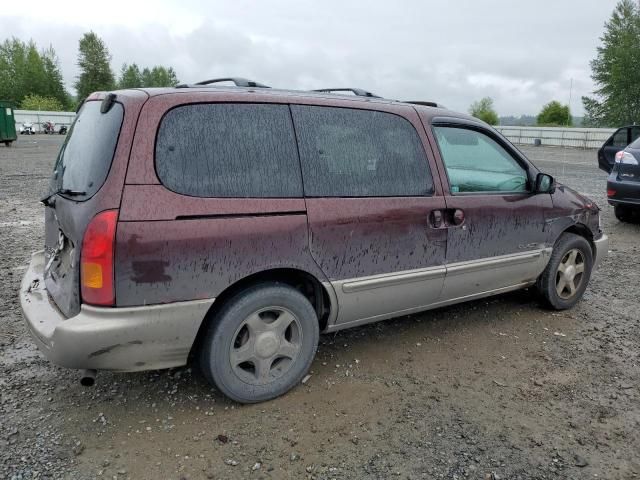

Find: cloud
[0,0,620,115]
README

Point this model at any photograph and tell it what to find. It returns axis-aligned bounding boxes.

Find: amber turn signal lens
[81,263,103,289]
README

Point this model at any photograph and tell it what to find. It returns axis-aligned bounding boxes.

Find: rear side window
[155,103,302,198]
[50,100,123,200]
[291,105,433,197]
[612,128,629,147]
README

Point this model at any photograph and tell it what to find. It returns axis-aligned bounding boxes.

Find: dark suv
[21,79,608,403]
[606,135,640,221]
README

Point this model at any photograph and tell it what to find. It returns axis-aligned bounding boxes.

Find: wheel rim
[229,307,302,386]
[555,248,586,299]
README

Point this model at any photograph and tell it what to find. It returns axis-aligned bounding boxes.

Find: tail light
[615,151,639,165]
[81,209,118,306]
[607,189,616,197]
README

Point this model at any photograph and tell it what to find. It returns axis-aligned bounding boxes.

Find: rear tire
[199,284,319,403]
[537,233,593,310]
[614,205,634,223]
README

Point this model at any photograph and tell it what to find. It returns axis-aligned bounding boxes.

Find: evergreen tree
[582,0,640,127]
[140,65,180,87]
[0,38,28,104]
[41,46,72,109]
[0,38,70,109]
[75,31,115,101]
[119,64,179,88]
[118,63,142,88]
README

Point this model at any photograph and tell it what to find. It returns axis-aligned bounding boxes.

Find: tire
[3,141,12,147]
[199,283,319,403]
[614,205,633,223]
[537,233,593,310]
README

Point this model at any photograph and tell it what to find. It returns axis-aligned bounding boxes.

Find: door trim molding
[325,281,535,333]
[337,248,548,290]
[341,265,446,293]
[446,249,546,276]
[326,248,551,330]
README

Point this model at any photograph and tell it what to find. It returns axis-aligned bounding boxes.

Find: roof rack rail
[312,88,382,98]
[405,100,445,108]
[176,77,271,89]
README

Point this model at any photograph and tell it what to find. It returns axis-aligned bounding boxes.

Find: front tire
[199,284,319,403]
[537,233,593,310]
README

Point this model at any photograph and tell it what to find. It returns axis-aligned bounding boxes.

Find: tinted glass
[291,105,432,197]
[612,128,629,147]
[629,135,640,149]
[434,127,528,193]
[49,100,123,200]
[156,104,302,198]
[630,127,640,144]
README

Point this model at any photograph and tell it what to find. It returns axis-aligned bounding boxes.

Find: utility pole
[568,78,573,126]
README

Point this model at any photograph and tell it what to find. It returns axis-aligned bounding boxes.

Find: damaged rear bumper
[20,250,215,372]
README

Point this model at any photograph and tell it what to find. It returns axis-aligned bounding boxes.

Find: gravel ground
[1,136,639,480]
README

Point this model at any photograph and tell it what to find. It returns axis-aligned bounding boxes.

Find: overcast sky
[1,0,620,115]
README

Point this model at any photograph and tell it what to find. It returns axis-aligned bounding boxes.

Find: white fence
[494,126,616,149]
[14,110,76,133]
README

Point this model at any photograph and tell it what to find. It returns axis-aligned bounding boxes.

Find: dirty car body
[20,82,608,402]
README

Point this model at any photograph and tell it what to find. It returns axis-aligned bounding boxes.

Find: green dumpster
[0,101,17,146]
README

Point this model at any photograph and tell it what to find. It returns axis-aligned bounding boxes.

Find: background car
[607,135,640,222]
[598,125,640,173]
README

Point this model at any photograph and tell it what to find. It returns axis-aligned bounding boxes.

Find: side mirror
[535,173,555,194]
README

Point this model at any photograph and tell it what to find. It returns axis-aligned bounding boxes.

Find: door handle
[451,209,465,226]
[429,210,444,228]
[429,209,465,228]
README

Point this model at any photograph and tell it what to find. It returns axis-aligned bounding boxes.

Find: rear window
[50,100,123,200]
[155,103,302,198]
[291,105,433,197]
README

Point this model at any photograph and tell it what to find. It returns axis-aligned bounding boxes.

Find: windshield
[49,100,123,200]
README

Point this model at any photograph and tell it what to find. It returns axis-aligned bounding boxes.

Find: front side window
[433,126,529,194]
[291,105,433,197]
[155,103,302,198]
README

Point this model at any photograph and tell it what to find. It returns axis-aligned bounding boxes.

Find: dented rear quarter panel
[43,90,148,317]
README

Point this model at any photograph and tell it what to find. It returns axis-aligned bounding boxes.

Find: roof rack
[405,100,445,108]
[176,77,271,89]
[312,88,382,98]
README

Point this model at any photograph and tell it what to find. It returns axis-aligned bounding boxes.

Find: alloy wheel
[555,248,585,299]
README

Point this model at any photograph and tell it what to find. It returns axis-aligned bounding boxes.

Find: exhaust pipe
[80,369,97,387]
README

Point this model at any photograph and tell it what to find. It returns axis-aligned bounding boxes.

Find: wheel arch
[560,223,595,256]
[188,268,336,361]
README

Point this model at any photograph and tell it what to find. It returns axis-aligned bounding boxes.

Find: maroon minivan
[21,79,608,403]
